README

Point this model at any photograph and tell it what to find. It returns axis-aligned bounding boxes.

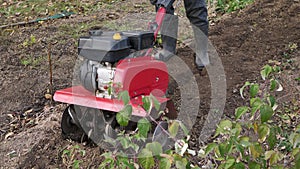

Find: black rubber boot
[184,0,209,72]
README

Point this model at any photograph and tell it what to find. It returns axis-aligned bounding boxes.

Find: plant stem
[48,43,53,101]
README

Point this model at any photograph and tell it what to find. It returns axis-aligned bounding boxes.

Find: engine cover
[114,56,168,98]
[78,31,131,63]
[78,30,154,63]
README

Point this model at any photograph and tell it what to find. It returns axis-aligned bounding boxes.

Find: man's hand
[150,0,175,8]
[150,0,157,5]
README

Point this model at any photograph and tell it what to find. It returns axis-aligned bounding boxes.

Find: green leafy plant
[61,145,86,169]
[22,35,36,47]
[20,55,44,67]
[99,91,198,169]
[200,64,300,168]
[208,0,254,14]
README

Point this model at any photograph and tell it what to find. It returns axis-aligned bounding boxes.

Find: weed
[289,43,298,52]
[99,91,196,169]
[20,56,44,67]
[200,64,300,168]
[208,0,254,14]
[22,35,36,47]
[61,145,86,169]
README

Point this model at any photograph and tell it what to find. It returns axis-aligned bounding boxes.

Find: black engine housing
[78,30,154,63]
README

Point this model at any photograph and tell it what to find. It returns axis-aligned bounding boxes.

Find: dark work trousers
[155,0,209,68]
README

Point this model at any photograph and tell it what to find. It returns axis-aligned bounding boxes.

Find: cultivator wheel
[61,105,118,146]
[61,105,87,142]
[61,97,178,149]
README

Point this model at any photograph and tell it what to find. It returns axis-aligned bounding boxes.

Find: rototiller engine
[54,7,176,145]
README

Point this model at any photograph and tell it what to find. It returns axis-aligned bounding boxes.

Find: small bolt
[156,77,159,82]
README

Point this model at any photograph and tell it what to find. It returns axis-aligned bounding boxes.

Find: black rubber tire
[61,105,87,142]
[73,106,118,147]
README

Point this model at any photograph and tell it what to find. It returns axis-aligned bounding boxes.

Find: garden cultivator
[54,6,177,147]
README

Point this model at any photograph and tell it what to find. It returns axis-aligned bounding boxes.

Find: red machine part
[115,56,169,98]
[53,56,169,117]
[145,7,166,56]
[154,7,166,41]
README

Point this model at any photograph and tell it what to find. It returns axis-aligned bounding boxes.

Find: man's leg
[184,0,209,71]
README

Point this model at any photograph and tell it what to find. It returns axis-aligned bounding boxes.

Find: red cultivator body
[54,56,169,117]
[53,7,176,145]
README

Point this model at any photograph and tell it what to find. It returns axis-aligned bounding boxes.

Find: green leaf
[265,150,275,160]
[118,137,130,149]
[235,106,249,119]
[73,160,81,169]
[142,96,151,112]
[233,123,242,137]
[159,157,171,169]
[249,144,263,159]
[240,81,251,99]
[73,145,80,149]
[118,90,130,105]
[260,104,274,123]
[268,95,276,108]
[120,158,135,169]
[138,118,151,138]
[169,120,180,138]
[296,124,300,132]
[175,157,188,169]
[219,143,227,157]
[267,127,277,149]
[234,162,245,169]
[269,151,284,165]
[215,120,232,137]
[270,79,277,91]
[273,65,281,72]
[218,163,226,169]
[150,94,160,111]
[108,85,112,96]
[292,148,299,156]
[250,98,263,116]
[261,65,273,80]
[116,105,132,126]
[240,140,251,148]
[272,165,284,169]
[79,149,86,156]
[224,158,235,169]
[130,143,140,153]
[236,143,245,156]
[205,143,217,156]
[258,124,270,142]
[240,136,250,142]
[138,149,155,169]
[101,152,113,158]
[227,140,234,154]
[179,122,189,136]
[250,84,259,98]
[62,150,70,157]
[99,158,114,168]
[290,133,300,148]
[295,152,300,169]
[249,161,260,169]
[146,142,163,156]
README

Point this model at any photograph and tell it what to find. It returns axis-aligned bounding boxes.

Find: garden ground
[0,0,299,168]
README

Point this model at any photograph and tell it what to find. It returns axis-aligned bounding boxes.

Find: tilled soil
[0,0,299,168]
